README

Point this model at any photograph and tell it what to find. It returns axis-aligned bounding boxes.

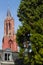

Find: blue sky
[0,0,21,49]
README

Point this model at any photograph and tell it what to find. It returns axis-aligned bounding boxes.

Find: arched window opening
[6,23,8,35]
[8,39,13,48]
[9,22,11,30]
[5,53,11,61]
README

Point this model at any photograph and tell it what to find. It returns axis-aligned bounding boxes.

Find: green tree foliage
[17,0,43,65]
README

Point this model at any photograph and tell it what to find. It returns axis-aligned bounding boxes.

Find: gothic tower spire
[4,10,14,36]
[2,10,18,52]
[7,9,11,17]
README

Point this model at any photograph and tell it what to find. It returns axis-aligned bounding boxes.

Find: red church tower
[2,10,18,52]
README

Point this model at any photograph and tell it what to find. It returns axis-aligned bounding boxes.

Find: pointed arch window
[6,23,8,35]
[9,22,11,30]
[8,39,13,48]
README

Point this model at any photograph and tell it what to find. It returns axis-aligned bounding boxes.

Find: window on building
[6,23,8,35]
[9,22,11,30]
[5,53,7,61]
[8,54,10,60]
[5,53,11,61]
[8,39,13,48]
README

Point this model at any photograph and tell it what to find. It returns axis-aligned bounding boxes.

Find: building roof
[7,9,11,17]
